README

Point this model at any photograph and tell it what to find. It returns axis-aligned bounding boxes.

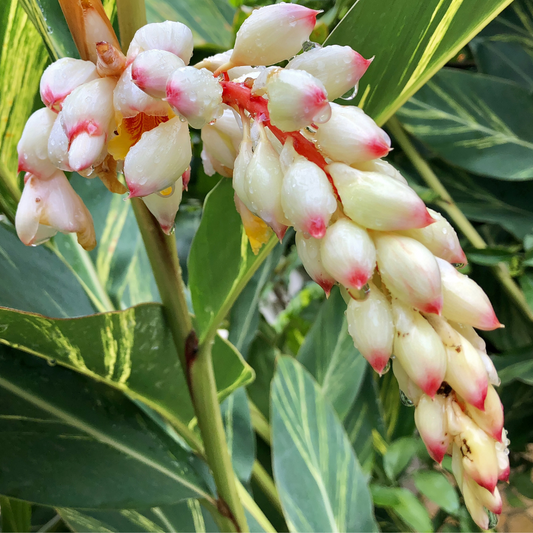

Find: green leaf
[0,345,211,507]
[271,356,377,533]
[0,497,31,533]
[465,247,517,266]
[493,345,533,385]
[371,485,433,533]
[146,0,235,49]
[413,470,460,515]
[0,304,254,434]
[297,287,367,421]
[188,179,277,343]
[383,437,418,481]
[326,0,512,124]
[59,500,218,532]
[396,69,533,180]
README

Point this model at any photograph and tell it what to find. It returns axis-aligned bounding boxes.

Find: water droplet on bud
[381,359,391,374]
[400,390,414,407]
[340,82,359,101]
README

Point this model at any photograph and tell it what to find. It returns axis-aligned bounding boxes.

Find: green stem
[387,116,533,323]
[249,400,271,444]
[236,481,277,533]
[116,0,147,52]
[252,461,283,516]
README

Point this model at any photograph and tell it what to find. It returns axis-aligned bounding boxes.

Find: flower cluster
[15,2,508,527]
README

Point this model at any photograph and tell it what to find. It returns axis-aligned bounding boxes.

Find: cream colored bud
[346,282,393,374]
[392,299,447,397]
[315,103,391,163]
[320,219,376,290]
[352,159,408,185]
[131,50,185,99]
[40,58,98,112]
[166,67,223,129]
[295,232,336,296]
[465,474,502,515]
[415,394,451,463]
[465,385,504,442]
[392,359,424,405]
[68,132,106,173]
[495,439,510,482]
[195,50,257,80]
[47,114,71,172]
[374,233,443,315]
[124,117,192,198]
[462,478,490,530]
[16,171,95,250]
[451,442,464,490]
[287,45,372,101]
[436,258,502,330]
[230,3,319,67]
[327,163,433,231]
[126,21,194,65]
[265,69,331,132]
[423,314,462,348]
[233,121,254,210]
[17,108,57,179]
[142,178,183,235]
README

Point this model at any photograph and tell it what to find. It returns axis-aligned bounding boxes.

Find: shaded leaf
[493,345,533,385]
[383,437,418,481]
[413,470,460,515]
[465,247,516,266]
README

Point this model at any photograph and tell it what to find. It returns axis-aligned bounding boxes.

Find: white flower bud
[17,108,57,179]
[233,120,254,210]
[295,232,335,295]
[166,67,223,129]
[281,141,336,238]
[230,3,318,67]
[397,209,467,264]
[40,58,98,112]
[126,21,194,65]
[264,69,331,132]
[464,474,502,515]
[327,163,433,231]
[495,439,510,482]
[68,132,106,174]
[436,258,501,330]
[352,159,408,185]
[287,45,371,101]
[315,103,391,163]
[131,49,185,99]
[47,114,71,172]
[346,282,393,374]
[124,117,191,198]
[320,218,376,289]
[142,177,183,235]
[415,394,451,463]
[392,359,424,405]
[195,50,258,80]
[16,171,95,250]
[392,299,447,397]
[464,385,504,442]
[374,233,443,315]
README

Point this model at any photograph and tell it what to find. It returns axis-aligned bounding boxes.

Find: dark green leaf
[492,345,533,385]
[413,470,460,515]
[0,497,31,533]
[466,247,516,266]
[383,437,418,481]
[271,356,377,533]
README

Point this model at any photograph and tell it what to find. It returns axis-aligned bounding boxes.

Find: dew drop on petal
[340,82,359,101]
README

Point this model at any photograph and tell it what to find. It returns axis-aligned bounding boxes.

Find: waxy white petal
[142,177,183,234]
[392,359,424,405]
[47,114,71,172]
[465,385,504,442]
[415,394,451,463]
[295,232,336,295]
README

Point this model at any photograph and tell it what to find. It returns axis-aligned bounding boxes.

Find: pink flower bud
[436,258,502,330]
[124,117,192,198]
[280,142,337,238]
[263,69,330,132]
[16,171,95,250]
[374,233,443,315]
[392,359,424,405]
[314,103,391,163]
[114,65,169,119]
[295,232,335,296]
[230,3,319,67]
[327,163,433,231]
[126,21,194,65]
[47,114,72,172]
[465,385,504,442]
[346,282,393,373]
[392,299,447,397]
[142,177,183,235]
[397,209,467,264]
[415,394,451,463]
[17,108,57,179]
[464,474,502,515]
[320,218,376,289]
[287,45,371,101]
[131,50,185,99]
[166,67,223,129]
[68,131,106,174]
[40,58,98,112]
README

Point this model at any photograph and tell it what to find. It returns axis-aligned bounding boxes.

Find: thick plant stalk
[387,116,533,323]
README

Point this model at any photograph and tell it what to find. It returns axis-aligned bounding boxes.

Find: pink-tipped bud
[462,477,490,530]
[124,117,191,198]
[263,69,330,132]
[320,218,376,289]
[15,171,96,250]
[68,131,106,172]
[233,121,254,209]
[373,233,443,315]
[17,108,57,179]
[464,474,503,515]
[465,385,504,442]
[142,177,183,235]
[230,3,318,67]
[166,67,223,129]
[287,45,371,101]
[415,394,451,463]
[315,103,391,164]
[346,282,393,374]
[393,359,424,405]
[398,209,467,264]
[352,159,408,185]
[126,21,194,65]
[47,114,72,172]
[391,299,447,397]
[280,141,336,238]
[328,163,433,231]
[40,58,98,112]
[436,258,501,330]
[131,49,185,99]
[295,232,336,296]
